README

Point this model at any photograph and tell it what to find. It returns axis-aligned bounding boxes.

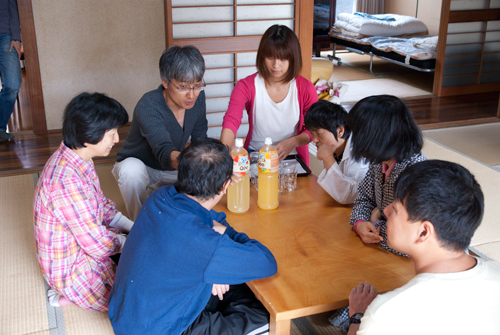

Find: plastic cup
[282,162,297,191]
[249,151,259,191]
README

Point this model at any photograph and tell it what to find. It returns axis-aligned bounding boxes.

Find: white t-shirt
[358,257,500,335]
[249,74,300,153]
[317,135,369,204]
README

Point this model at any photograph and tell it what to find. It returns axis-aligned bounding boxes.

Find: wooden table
[215,174,415,335]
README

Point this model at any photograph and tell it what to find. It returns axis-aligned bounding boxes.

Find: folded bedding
[329,32,438,61]
[332,13,428,38]
[369,35,437,60]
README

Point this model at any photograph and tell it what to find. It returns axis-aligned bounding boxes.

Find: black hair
[63,92,129,149]
[394,160,484,252]
[175,137,233,200]
[256,24,302,84]
[304,100,351,140]
[347,95,423,164]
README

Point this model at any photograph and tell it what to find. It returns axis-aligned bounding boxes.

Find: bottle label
[232,154,249,176]
[258,150,279,173]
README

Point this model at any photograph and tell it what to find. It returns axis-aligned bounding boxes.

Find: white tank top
[249,74,300,153]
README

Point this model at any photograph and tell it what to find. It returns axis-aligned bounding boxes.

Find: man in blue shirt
[109,137,277,335]
[0,0,22,141]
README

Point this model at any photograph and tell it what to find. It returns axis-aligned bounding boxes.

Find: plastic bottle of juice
[258,137,279,210]
[227,138,250,213]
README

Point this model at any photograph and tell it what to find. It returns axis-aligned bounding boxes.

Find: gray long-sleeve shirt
[0,0,22,41]
[116,85,208,171]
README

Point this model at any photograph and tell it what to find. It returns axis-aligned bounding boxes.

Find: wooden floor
[0,92,499,178]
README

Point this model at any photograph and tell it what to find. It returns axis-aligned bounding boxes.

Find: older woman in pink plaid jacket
[33,93,133,311]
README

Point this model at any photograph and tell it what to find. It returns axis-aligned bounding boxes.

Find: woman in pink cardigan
[221,25,318,166]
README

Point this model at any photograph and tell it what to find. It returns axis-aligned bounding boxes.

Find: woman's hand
[355,221,383,244]
[370,207,382,223]
[275,137,298,161]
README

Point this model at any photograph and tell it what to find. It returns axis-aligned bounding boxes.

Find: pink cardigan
[222,72,318,166]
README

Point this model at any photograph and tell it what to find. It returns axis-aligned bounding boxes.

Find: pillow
[414,36,438,51]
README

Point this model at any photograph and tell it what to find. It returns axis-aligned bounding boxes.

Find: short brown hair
[256,25,302,83]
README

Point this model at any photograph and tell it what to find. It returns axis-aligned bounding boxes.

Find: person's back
[109,138,277,335]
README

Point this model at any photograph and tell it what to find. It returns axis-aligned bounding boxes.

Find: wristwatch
[349,313,364,325]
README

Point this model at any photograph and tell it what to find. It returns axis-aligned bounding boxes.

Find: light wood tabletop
[215,174,415,335]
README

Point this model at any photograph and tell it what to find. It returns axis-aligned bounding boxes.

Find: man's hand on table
[347,282,378,335]
[349,282,377,316]
[212,221,227,235]
[355,221,384,244]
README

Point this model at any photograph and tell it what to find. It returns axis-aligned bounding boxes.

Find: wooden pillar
[17,0,47,134]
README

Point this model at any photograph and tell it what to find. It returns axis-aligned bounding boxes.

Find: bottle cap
[264,137,272,145]
[235,138,243,147]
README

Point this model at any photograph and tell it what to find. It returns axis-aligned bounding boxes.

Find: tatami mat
[423,122,500,166]
[327,51,434,92]
[340,78,431,104]
[0,174,49,335]
[62,305,114,335]
[422,138,500,261]
[329,63,377,81]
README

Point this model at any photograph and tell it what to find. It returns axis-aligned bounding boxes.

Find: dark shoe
[0,131,15,141]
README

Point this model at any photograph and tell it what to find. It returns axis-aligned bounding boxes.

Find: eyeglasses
[169,80,206,93]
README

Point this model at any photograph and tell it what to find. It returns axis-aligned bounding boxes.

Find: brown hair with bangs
[256,25,302,84]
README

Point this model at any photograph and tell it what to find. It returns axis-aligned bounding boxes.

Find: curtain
[356,0,384,14]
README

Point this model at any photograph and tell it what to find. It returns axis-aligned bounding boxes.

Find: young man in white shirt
[346,159,500,335]
[304,100,369,204]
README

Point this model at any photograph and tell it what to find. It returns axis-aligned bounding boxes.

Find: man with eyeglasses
[113,45,208,220]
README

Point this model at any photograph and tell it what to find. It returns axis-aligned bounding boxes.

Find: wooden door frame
[17,0,47,134]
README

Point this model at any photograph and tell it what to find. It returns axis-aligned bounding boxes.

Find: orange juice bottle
[258,137,279,210]
[227,138,250,213]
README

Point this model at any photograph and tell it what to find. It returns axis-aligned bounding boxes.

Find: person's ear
[221,179,231,195]
[161,80,169,90]
[337,126,345,139]
[416,220,434,244]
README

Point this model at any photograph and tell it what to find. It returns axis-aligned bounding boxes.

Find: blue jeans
[0,34,22,131]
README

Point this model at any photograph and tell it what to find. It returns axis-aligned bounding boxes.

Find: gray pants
[112,157,178,221]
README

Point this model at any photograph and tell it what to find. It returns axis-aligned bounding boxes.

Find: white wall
[385,0,441,36]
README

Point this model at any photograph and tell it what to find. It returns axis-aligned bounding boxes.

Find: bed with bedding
[329,13,438,73]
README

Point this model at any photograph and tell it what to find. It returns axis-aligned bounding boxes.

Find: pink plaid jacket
[34,142,123,311]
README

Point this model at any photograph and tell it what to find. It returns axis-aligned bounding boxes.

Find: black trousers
[182,284,269,335]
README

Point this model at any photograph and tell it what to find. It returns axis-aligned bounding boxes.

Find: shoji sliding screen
[164,0,313,139]
[434,0,500,96]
